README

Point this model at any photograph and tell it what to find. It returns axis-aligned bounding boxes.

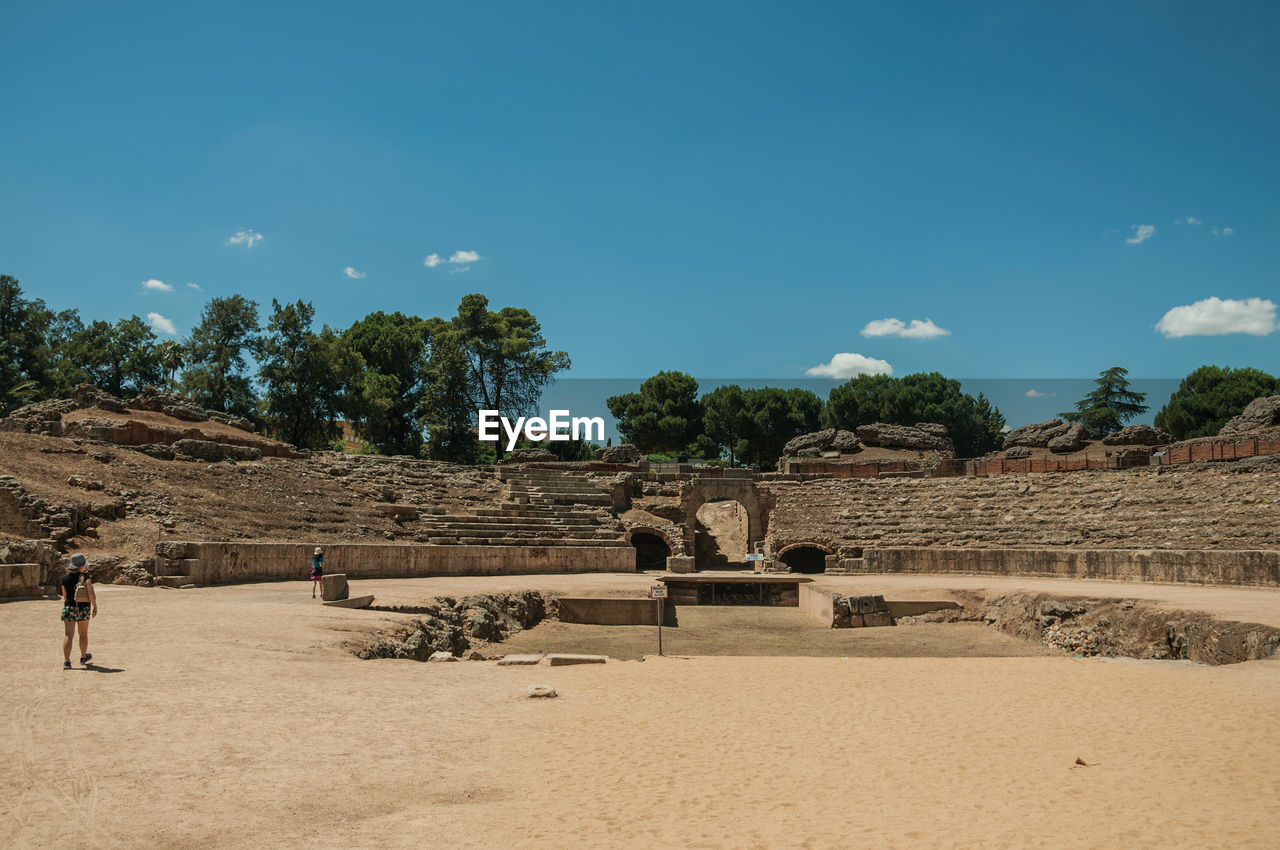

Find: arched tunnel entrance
[630,531,673,572]
[778,544,830,574]
[694,500,749,569]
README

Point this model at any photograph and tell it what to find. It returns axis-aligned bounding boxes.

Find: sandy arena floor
[2,574,1279,848]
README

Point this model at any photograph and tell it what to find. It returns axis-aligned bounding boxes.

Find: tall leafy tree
[737,387,824,469]
[823,372,1005,456]
[344,310,431,455]
[181,295,261,418]
[608,371,705,455]
[1154,365,1278,439]
[420,317,483,462]
[256,299,360,449]
[1062,366,1148,436]
[972,392,1007,452]
[441,293,571,460]
[1,275,87,410]
[702,384,746,465]
[155,340,187,392]
[64,316,163,397]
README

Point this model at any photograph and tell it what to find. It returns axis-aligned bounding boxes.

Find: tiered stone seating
[418,468,627,548]
[500,467,615,507]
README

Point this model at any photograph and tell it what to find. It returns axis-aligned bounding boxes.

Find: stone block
[666,555,695,574]
[428,651,458,662]
[320,573,349,601]
[322,594,375,609]
[526,685,558,698]
[496,653,545,666]
[0,563,40,597]
[546,653,608,666]
[847,614,865,628]
[851,594,888,614]
[863,612,893,627]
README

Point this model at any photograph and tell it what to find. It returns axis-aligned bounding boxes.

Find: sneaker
[63,661,71,670]
[80,654,92,665]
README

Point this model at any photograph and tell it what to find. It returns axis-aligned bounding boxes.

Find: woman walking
[60,553,96,669]
[310,547,324,598]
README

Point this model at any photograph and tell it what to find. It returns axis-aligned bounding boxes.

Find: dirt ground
[3,574,1280,848]
[497,610,1051,660]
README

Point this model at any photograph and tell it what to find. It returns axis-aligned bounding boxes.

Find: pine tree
[1062,367,1148,436]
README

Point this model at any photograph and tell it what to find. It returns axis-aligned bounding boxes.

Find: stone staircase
[418,468,627,548]
[500,467,616,508]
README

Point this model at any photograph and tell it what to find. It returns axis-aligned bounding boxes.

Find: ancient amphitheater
[3,386,1280,847]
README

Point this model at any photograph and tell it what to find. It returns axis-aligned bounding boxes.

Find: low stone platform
[557,597,661,625]
[658,573,812,607]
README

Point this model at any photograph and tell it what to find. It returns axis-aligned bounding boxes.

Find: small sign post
[649,585,668,655]
[745,553,765,573]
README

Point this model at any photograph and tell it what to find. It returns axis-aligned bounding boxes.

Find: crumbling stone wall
[763,465,1280,556]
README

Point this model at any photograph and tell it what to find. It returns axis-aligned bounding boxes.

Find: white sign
[648,586,668,599]
[745,554,765,562]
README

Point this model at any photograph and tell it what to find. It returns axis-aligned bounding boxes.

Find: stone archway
[679,478,771,570]
[776,542,833,574]
[694,500,749,568]
[627,527,676,571]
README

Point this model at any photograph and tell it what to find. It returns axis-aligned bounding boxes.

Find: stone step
[508,486,610,498]
[526,495,613,506]
[452,513,601,526]
[424,517,602,530]
[452,537,628,547]
[426,527,622,540]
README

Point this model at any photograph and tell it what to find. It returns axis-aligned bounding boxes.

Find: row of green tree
[610,364,1280,467]
[607,371,1008,466]
[0,275,569,459]
[1057,365,1279,440]
[4,274,1274,463]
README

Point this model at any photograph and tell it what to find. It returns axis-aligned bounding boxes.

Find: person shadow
[79,663,125,673]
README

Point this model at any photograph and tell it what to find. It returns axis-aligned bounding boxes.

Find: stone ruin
[2,390,1280,598]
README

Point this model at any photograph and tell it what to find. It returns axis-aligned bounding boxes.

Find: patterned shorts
[61,604,91,622]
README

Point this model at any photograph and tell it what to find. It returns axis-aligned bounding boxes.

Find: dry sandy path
[2,576,1279,848]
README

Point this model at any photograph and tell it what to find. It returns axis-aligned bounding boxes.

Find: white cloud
[343,267,366,279]
[141,278,174,293]
[1025,389,1056,398]
[860,317,951,339]
[1156,296,1277,338]
[804,353,894,379]
[186,282,203,292]
[147,312,178,336]
[1180,216,1202,226]
[227,229,264,248]
[1212,226,1234,237]
[1125,224,1155,245]
[425,249,483,269]
[449,266,471,274]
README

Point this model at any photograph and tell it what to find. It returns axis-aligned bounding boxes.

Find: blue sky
[1,1,1276,426]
